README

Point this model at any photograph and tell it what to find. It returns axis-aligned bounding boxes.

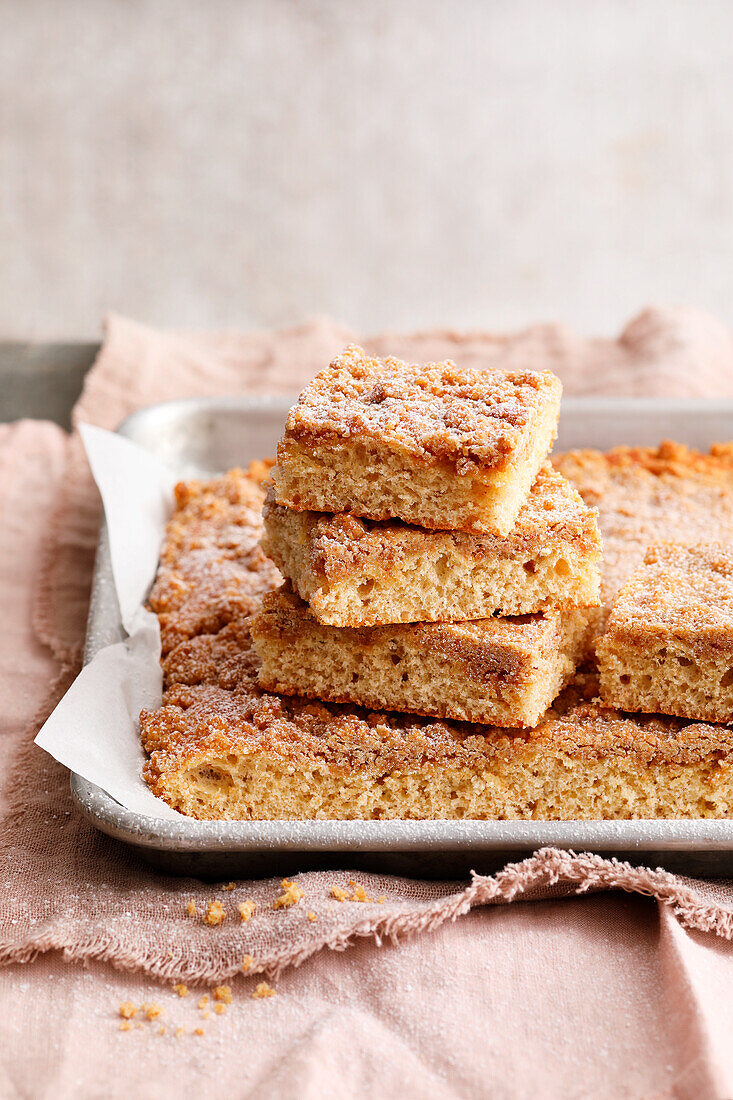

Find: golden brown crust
[277,344,562,476]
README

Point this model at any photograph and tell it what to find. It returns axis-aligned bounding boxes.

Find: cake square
[141,683,733,821]
[141,456,733,821]
[262,462,601,627]
[597,542,733,723]
[249,585,595,728]
[271,345,562,536]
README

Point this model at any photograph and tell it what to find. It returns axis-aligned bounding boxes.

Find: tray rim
[71,393,733,857]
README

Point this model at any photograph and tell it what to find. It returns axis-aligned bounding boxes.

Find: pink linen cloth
[4,307,733,1097]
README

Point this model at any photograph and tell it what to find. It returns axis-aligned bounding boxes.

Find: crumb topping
[607,541,733,649]
[279,345,561,474]
[554,441,733,611]
[148,464,280,655]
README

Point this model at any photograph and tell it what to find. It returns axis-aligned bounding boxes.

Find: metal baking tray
[71,396,733,878]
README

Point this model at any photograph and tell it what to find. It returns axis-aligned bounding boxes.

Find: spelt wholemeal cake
[271,345,562,536]
[597,542,733,723]
[139,448,733,820]
[249,584,596,727]
[262,463,601,627]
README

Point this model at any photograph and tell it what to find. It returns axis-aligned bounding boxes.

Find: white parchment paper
[35,425,185,819]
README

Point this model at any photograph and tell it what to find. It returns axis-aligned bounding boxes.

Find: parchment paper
[35,425,184,819]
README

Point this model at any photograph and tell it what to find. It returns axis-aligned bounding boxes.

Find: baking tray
[71,396,733,878]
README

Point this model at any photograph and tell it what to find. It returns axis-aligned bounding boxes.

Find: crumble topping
[280,345,561,475]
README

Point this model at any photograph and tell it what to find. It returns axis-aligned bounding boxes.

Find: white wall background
[1,0,732,340]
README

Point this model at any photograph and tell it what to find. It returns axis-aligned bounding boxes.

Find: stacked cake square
[251,345,602,728]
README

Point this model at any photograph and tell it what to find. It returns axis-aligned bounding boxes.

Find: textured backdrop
[1,0,732,340]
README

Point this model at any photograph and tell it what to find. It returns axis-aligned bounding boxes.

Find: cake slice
[141,683,733,821]
[597,542,733,723]
[262,463,601,627]
[271,345,562,536]
[249,585,595,728]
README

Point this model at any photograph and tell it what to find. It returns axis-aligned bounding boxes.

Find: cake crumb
[252,982,276,999]
[241,955,254,973]
[144,1003,163,1021]
[175,1027,185,1038]
[173,983,189,998]
[198,996,209,1009]
[204,900,226,926]
[330,886,350,902]
[119,1021,132,1032]
[119,1002,137,1020]
[202,1011,211,1020]
[273,879,304,909]
[238,900,256,922]
[213,986,232,1003]
[158,1027,167,1036]
[307,911,317,922]
[377,895,387,904]
[186,901,196,916]
[214,1003,226,1015]
[221,882,237,891]
[193,1027,205,1036]
[351,885,372,903]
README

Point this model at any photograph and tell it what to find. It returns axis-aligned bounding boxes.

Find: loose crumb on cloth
[203,901,226,926]
[273,879,304,910]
